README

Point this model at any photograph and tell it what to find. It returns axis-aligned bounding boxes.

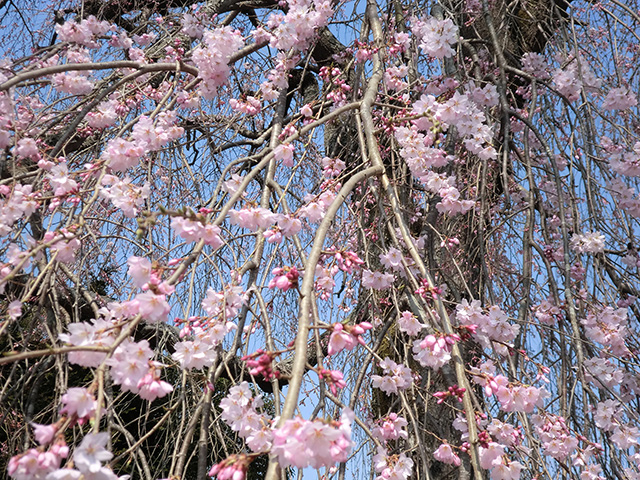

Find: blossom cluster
[455,300,520,355]
[371,357,413,395]
[101,111,183,172]
[412,332,459,370]
[581,307,631,356]
[216,382,354,472]
[361,268,395,289]
[172,212,224,248]
[0,183,39,238]
[553,57,602,101]
[608,140,640,177]
[373,447,414,480]
[268,266,300,291]
[411,16,458,58]
[172,286,242,370]
[533,414,579,460]
[570,231,605,254]
[469,360,546,413]
[192,27,244,99]
[452,416,525,479]
[99,175,150,218]
[602,86,637,111]
[266,0,332,51]
[372,413,409,442]
[9,431,127,480]
[59,314,173,401]
[327,321,373,355]
[394,91,500,215]
[229,206,302,238]
[55,16,112,48]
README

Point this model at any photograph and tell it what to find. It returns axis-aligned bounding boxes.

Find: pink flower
[31,423,57,445]
[100,175,150,217]
[106,339,153,392]
[13,138,40,159]
[602,86,637,111]
[319,368,347,395]
[361,269,395,289]
[433,442,461,466]
[209,454,250,480]
[243,350,280,381]
[134,291,171,323]
[274,143,295,167]
[60,388,99,420]
[102,137,147,171]
[47,163,78,196]
[181,13,204,38]
[371,357,414,395]
[277,215,301,236]
[270,413,353,469]
[74,432,113,474]
[333,249,364,273]
[533,415,578,460]
[611,425,640,450]
[55,16,110,47]
[478,442,505,469]
[398,311,424,336]
[412,333,458,370]
[51,72,94,95]
[193,27,244,98]
[327,322,371,355]
[8,448,64,480]
[327,324,354,355]
[379,247,403,270]
[172,338,217,370]
[268,266,299,291]
[373,447,414,480]
[491,460,524,480]
[412,16,459,58]
[172,214,224,248]
[229,207,277,231]
[263,227,283,243]
[372,413,408,442]
[202,285,245,319]
[58,318,117,367]
[8,300,22,320]
[321,156,346,177]
[127,256,152,288]
[571,231,605,254]
[136,368,173,401]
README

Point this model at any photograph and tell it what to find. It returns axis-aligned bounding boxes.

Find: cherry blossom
[412,16,459,58]
[268,266,300,291]
[412,332,458,370]
[571,231,606,254]
[319,368,347,395]
[397,310,425,336]
[192,26,244,98]
[372,413,409,442]
[31,423,57,446]
[373,447,414,480]
[209,454,251,480]
[3,3,640,480]
[361,269,395,289]
[327,321,372,355]
[74,432,113,474]
[371,357,413,395]
[602,86,637,111]
[433,442,461,466]
[60,388,100,421]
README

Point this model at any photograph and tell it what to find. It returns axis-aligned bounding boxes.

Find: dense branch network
[0,1,639,480]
